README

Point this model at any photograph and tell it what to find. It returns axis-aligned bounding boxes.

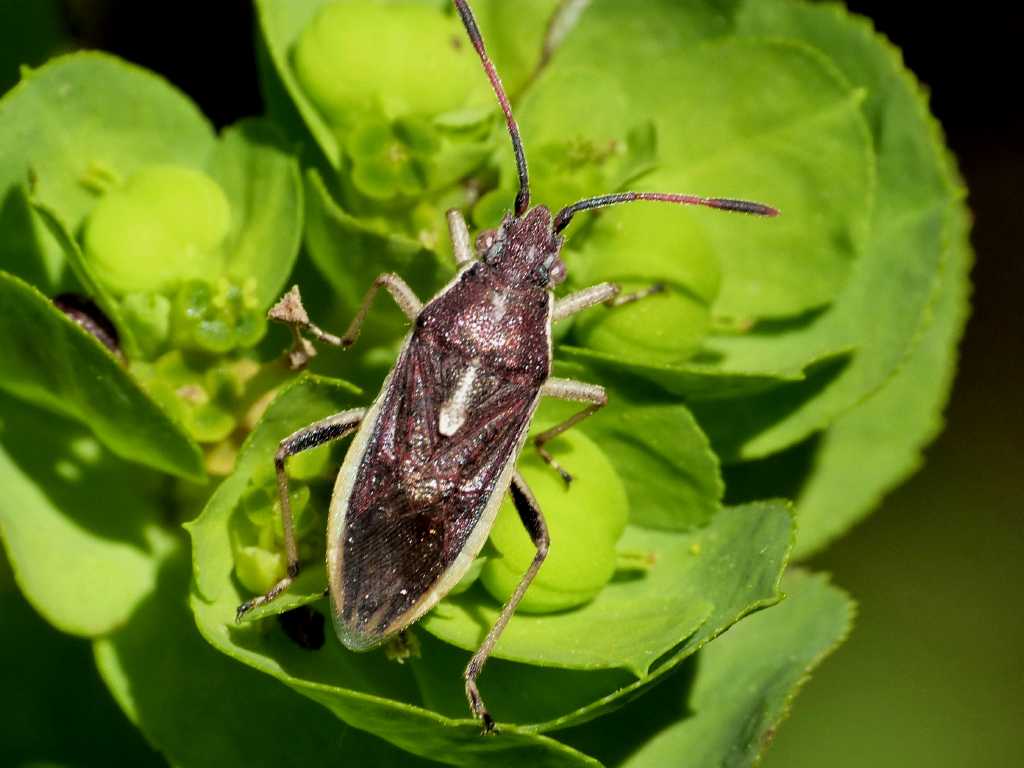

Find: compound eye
[533,264,550,286]
[549,259,567,286]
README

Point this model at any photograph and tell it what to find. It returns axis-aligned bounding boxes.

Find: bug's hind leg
[235,407,366,622]
[534,378,607,485]
[465,471,549,733]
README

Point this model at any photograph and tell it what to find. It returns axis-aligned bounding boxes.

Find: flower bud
[83,165,231,296]
[293,1,491,129]
[481,430,628,613]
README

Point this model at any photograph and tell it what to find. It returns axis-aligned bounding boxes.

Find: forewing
[334,336,539,647]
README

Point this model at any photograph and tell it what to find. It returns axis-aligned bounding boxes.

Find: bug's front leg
[235,407,366,622]
[269,274,423,369]
[447,209,475,267]
[534,377,607,485]
[552,280,664,322]
[465,471,549,733]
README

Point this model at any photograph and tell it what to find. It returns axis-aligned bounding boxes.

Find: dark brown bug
[237,0,777,732]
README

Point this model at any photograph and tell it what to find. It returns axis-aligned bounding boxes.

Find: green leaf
[0,182,68,295]
[94,541,444,768]
[685,0,963,461]
[0,271,204,479]
[559,570,854,768]
[413,501,793,729]
[209,118,305,308]
[791,193,972,558]
[544,364,724,530]
[519,3,874,320]
[188,377,602,767]
[30,198,142,356]
[558,342,849,401]
[0,392,178,636]
[0,52,215,236]
[469,0,566,98]
[255,0,348,167]
[0,557,163,767]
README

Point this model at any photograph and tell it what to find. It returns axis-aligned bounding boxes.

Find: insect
[237,0,777,732]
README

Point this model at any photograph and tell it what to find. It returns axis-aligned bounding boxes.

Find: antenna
[453,0,531,217]
[554,192,779,233]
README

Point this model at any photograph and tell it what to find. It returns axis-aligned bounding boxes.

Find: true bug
[237,0,777,732]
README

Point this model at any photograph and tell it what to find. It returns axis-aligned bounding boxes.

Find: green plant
[0,1,969,766]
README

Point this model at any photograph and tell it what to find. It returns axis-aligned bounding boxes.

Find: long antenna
[554,192,779,232]
[453,0,530,217]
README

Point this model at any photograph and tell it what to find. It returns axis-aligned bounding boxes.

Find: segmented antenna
[554,192,780,233]
[453,0,531,217]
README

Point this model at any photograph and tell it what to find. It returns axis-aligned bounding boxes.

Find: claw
[480,711,497,735]
[286,333,317,370]
[235,600,255,623]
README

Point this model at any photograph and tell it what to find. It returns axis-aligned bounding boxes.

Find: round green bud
[293,1,491,127]
[480,430,628,614]
[234,544,286,596]
[172,278,267,354]
[83,165,231,296]
[242,481,313,547]
[185,401,236,444]
[233,306,268,349]
[571,205,721,363]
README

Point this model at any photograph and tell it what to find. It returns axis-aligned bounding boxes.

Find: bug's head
[477,206,567,289]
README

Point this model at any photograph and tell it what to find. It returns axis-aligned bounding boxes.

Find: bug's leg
[447,209,475,267]
[465,471,549,733]
[269,276,423,368]
[235,407,366,622]
[534,377,607,485]
[267,285,342,369]
[339,272,423,348]
[552,281,664,322]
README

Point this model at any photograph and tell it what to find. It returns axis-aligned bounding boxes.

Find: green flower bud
[234,544,286,596]
[232,478,323,595]
[447,556,487,597]
[172,278,267,354]
[186,400,237,444]
[481,430,628,613]
[242,481,314,545]
[346,117,441,201]
[132,350,245,444]
[83,164,231,295]
[571,205,722,363]
[293,1,491,128]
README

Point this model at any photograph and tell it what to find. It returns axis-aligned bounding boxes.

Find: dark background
[3,2,1022,765]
